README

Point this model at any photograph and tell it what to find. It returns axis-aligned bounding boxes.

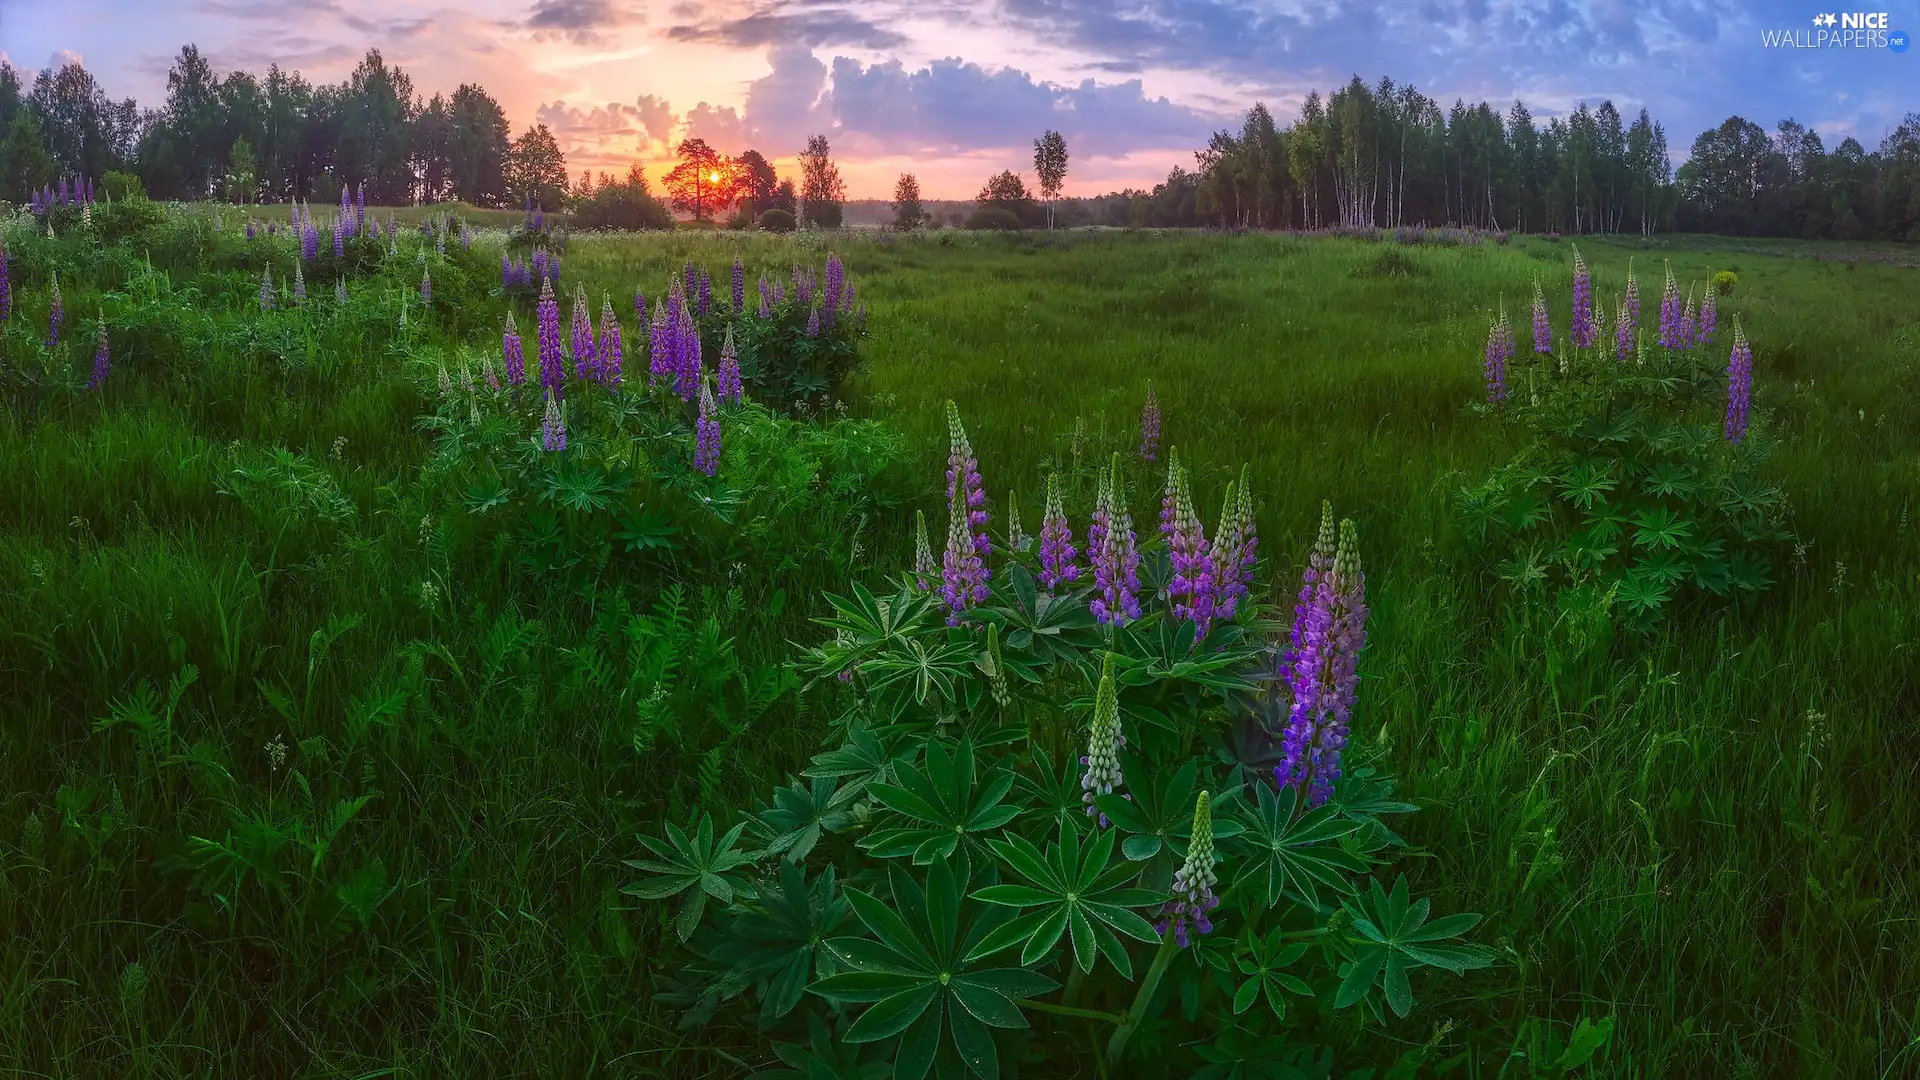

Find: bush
[725,208,756,231]
[758,209,796,233]
[101,171,146,201]
[965,207,1022,232]
[569,183,674,231]
[1714,270,1738,295]
[801,201,843,230]
[92,193,168,242]
[678,218,721,231]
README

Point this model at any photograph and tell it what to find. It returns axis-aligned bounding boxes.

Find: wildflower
[47,273,63,347]
[1657,261,1684,350]
[335,278,348,305]
[420,268,431,306]
[758,275,772,319]
[1725,315,1753,445]
[634,287,647,326]
[1157,791,1220,947]
[333,216,344,258]
[985,623,1012,708]
[694,378,722,476]
[536,277,565,396]
[259,265,275,311]
[698,268,712,318]
[684,262,699,301]
[1080,655,1127,825]
[501,253,513,289]
[1696,277,1717,347]
[1613,293,1633,362]
[1277,511,1370,807]
[822,253,843,329]
[1679,285,1697,349]
[1006,486,1026,552]
[599,295,624,388]
[805,304,820,338]
[1090,454,1142,627]
[731,258,745,314]
[1139,383,1161,461]
[716,323,743,405]
[532,248,549,283]
[1165,465,1217,639]
[482,356,501,392]
[293,261,306,306]
[1570,246,1597,349]
[649,304,672,389]
[1278,503,1335,788]
[89,320,110,390]
[355,184,366,235]
[913,509,937,591]
[540,389,567,452]
[503,311,527,386]
[675,297,702,401]
[1530,278,1551,354]
[0,242,11,321]
[940,401,992,622]
[1159,446,1182,541]
[1209,473,1253,619]
[1483,310,1509,403]
[1623,258,1640,333]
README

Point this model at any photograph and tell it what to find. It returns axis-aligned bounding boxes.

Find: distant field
[2,216,1914,1078]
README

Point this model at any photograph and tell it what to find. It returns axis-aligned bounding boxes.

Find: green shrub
[569,183,674,231]
[1713,270,1737,295]
[965,207,1022,231]
[758,209,796,233]
[101,171,146,201]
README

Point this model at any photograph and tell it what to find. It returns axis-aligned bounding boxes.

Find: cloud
[523,0,644,44]
[684,101,747,152]
[538,95,683,166]
[665,5,908,50]
[743,44,829,149]
[50,49,85,70]
[633,93,675,143]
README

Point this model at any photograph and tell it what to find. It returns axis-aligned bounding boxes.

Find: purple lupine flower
[1614,294,1633,362]
[913,510,937,591]
[1725,315,1753,445]
[1080,656,1127,826]
[1530,278,1551,354]
[461,223,473,251]
[1697,278,1718,347]
[1308,522,1368,805]
[842,279,857,316]
[1139,384,1161,461]
[716,323,743,405]
[303,219,319,262]
[821,254,842,330]
[1484,310,1509,404]
[757,275,772,319]
[570,284,598,382]
[1165,466,1217,640]
[1277,509,1369,807]
[483,356,501,392]
[333,217,345,258]
[1090,454,1142,627]
[536,277,565,396]
[940,401,992,623]
[634,288,646,327]
[698,269,712,318]
[47,274,63,348]
[246,221,256,240]
[502,253,513,289]
[1623,259,1640,333]
[599,295,624,388]
[540,390,567,452]
[259,266,275,311]
[804,304,820,338]
[773,281,786,307]
[1208,475,1250,620]
[1037,474,1080,591]
[1570,246,1595,349]
[1657,261,1684,350]
[675,297,702,401]
[0,243,10,322]
[1158,447,1181,541]
[355,185,366,235]
[89,321,110,390]
[534,208,544,233]
[1156,792,1220,947]
[694,378,722,476]
[293,262,307,306]
[649,305,672,389]
[731,258,745,314]
[532,248,549,283]
[419,268,431,307]
[1278,503,1336,791]
[1679,287,1697,349]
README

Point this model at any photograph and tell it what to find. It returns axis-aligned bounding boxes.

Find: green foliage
[760,208,798,232]
[966,208,1023,232]
[1713,269,1738,295]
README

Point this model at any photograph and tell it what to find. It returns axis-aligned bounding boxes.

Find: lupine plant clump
[1569,245,1596,348]
[47,273,63,348]
[1139,383,1161,461]
[1725,314,1753,444]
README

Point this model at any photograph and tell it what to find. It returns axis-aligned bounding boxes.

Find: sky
[2,0,1916,199]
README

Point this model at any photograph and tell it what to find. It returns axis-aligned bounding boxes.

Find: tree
[338,50,416,205]
[890,172,925,230]
[977,170,1039,228]
[224,137,258,202]
[663,137,734,219]
[797,134,845,228]
[0,107,55,201]
[412,93,453,202]
[445,84,511,206]
[571,163,674,230]
[771,178,798,216]
[734,149,778,217]
[506,123,568,210]
[1033,129,1068,228]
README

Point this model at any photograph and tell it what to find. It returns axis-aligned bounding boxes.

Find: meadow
[0,201,1915,1080]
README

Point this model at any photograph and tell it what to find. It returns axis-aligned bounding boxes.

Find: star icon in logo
[1812,12,1837,26]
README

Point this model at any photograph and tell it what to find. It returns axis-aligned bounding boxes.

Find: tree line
[3,48,1916,242]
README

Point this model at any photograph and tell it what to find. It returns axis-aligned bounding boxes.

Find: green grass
[1,214,1916,1078]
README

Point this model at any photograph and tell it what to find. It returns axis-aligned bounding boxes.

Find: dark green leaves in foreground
[1334,875,1495,1019]
[970,822,1163,977]
[862,739,1022,864]
[621,813,761,941]
[812,859,1057,1080]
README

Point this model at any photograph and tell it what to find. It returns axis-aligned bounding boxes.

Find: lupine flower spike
[1658,261,1683,350]
[1613,293,1633,362]
[1530,278,1551,354]
[1279,503,1336,791]
[335,278,348,305]
[1158,446,1182,540]
[0,242,11,321]
[293,261,306,306]
[1080,655,1127,826]
[1307,520,1369,805]
[1158,791,1220,947]
[716,323,743,405]
[89,320,110,390]
[1090,454,1142,627]
[731,258,745,314]
[1037,473,1080,591]
[571,285,598,382]
[1483,309,1509,404]
[1696,276,1717,347]
[1139,383,1161,461]
[1165,465,1217,640]
[503,311,527,386]
[537,277,565,396]
[1725,315,1753,445]
[649,305,671,390]
[1623,258,1640,333]
[259,266,275,311]
[1570,245,1595,349]
[1208,470,1256,619]
[913,510,937,591]
[1680,285,1697,349]
[540,390,567,452]
[694,378,722,476]
[599,294,624,388]
[48,273,63,347]
[939,401,991,624]
[1006,487,1026,552]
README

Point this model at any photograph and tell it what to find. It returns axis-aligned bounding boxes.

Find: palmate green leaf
[1094,756,1245,873]
[1012,746,1087,835]
[755,775,853,862]
[621,813,763,942]
[1556,460,1618,510]
[1228,782,1371,911]
[804,724,907,809]
[969,821,1162,977]
[1612,571,1671,617]
[1630,506,1692,551]
[862,739,1025,865]
[1233,926,1314,1021]
[1333,874,1494,1019]
[757,1010,891,1080]
[812,859,1057,1080]
[713,861,855,1025]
